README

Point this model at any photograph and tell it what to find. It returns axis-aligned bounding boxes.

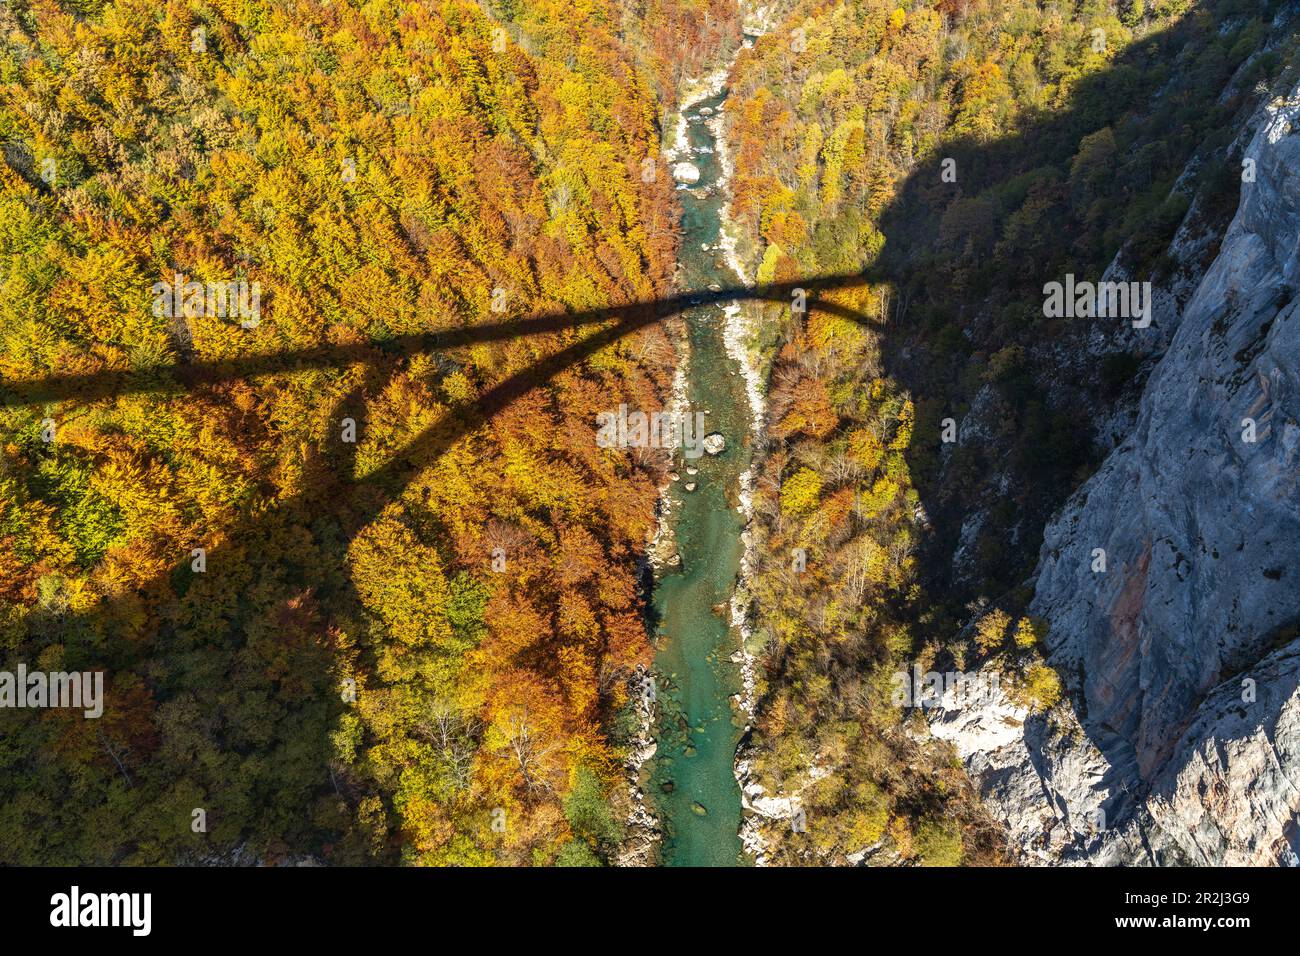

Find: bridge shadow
[1,0,1283,863]
[4,277,876,408]
[3,275,879,568]
[0,267,875,863]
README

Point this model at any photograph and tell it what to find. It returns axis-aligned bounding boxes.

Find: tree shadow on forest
[0,2,1278,863]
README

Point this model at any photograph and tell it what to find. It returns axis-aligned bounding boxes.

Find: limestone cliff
[933,81,1300,866]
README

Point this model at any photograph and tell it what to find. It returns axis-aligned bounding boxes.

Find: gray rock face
[936,88,1300,865]
[1140,641,1300,865]
[1037,87,1300,775]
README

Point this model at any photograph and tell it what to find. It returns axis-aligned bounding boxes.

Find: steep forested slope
[723,0,1294,863]
[0,0,690,865]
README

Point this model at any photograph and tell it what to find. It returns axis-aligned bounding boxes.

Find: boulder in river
[702,432,726,455]
[672,162,701,184]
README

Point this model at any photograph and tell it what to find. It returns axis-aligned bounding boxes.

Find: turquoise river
[647,86,752,867]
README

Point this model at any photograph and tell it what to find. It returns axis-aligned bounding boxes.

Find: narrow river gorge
[645,82,755,867]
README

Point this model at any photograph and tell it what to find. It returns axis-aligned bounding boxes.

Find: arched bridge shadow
[0,268,877,862]
[3,0,1283,864]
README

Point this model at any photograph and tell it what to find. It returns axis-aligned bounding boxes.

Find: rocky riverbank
[623,52,754,866]
[708,26,779,866]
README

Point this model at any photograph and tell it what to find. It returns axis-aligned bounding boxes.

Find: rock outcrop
[934,83,1300,866]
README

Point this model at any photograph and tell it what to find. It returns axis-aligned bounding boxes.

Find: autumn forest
[0,0,1289,868]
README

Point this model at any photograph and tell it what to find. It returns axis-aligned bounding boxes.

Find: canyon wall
[934,82,1300,866]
